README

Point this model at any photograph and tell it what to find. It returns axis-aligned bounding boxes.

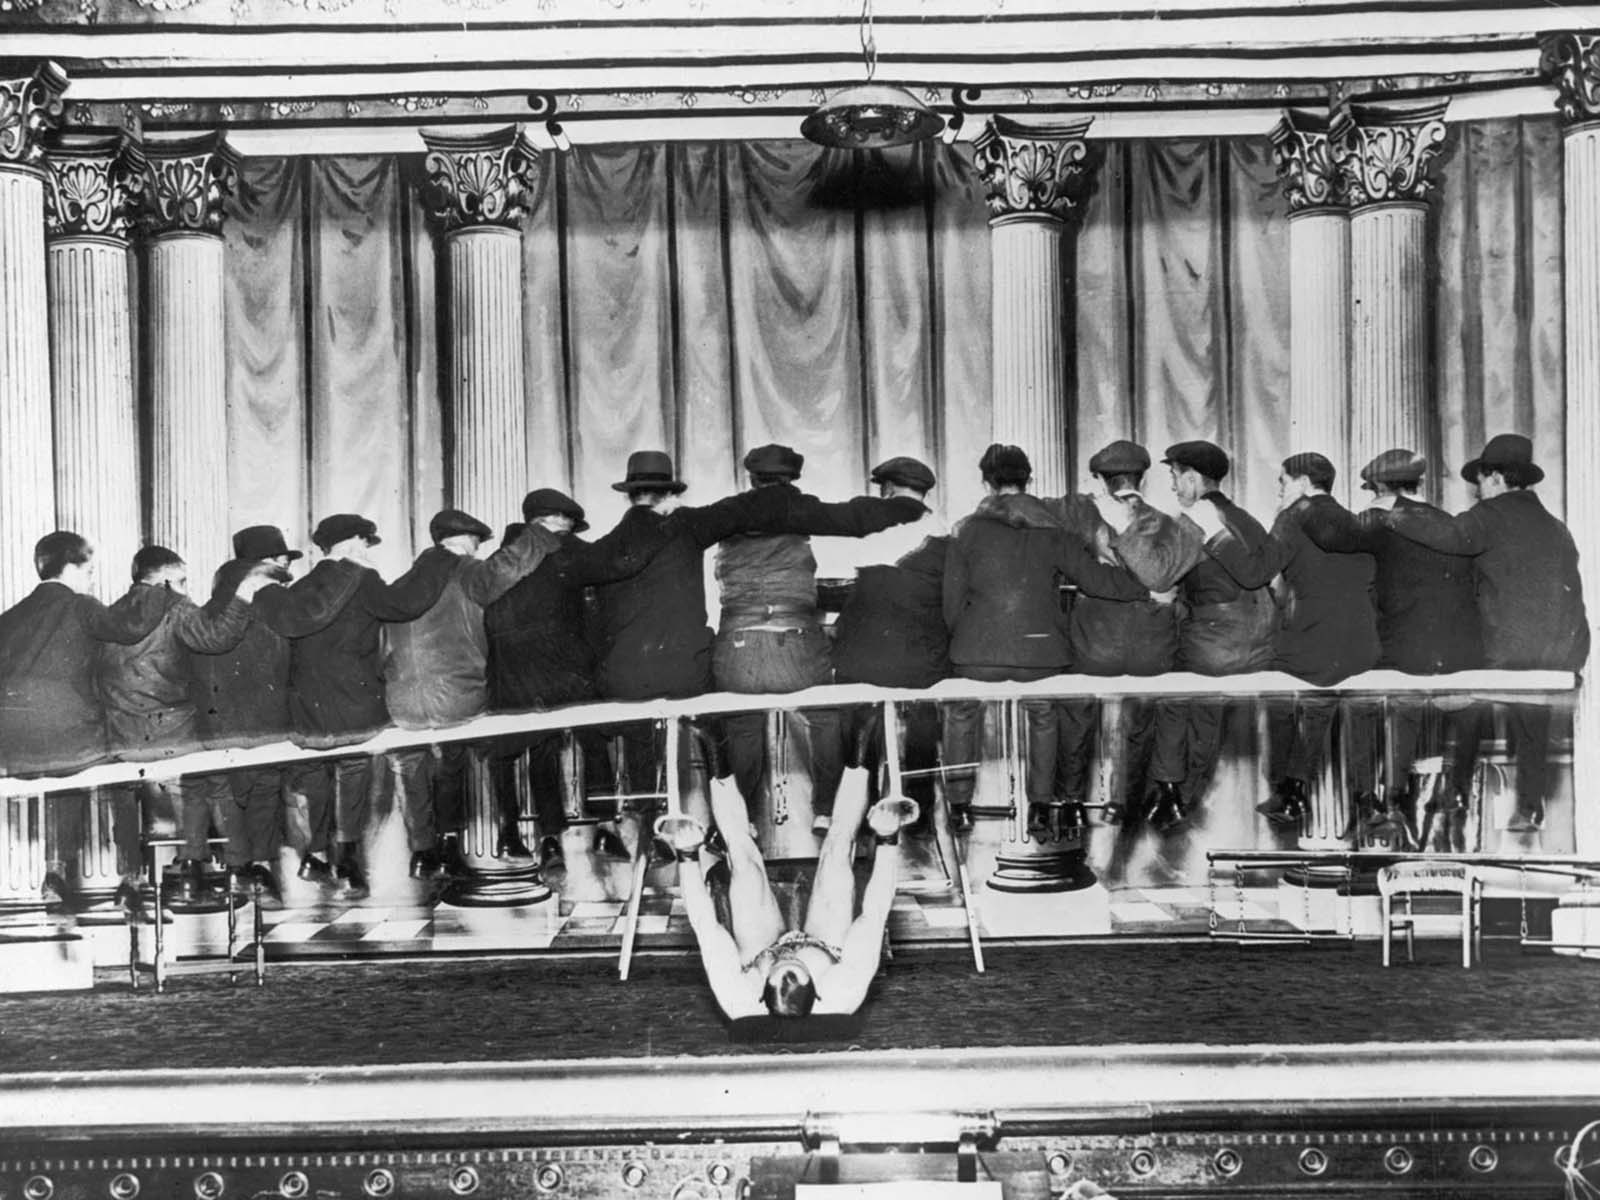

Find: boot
[297,852,334,884]
[239,862,282,906]
[333,841,369,901]
[1337,790,1380,842]
[164,857,206,905]
[437,834,470,877]
[1256,778,1306,828]
[593,824,631,861]
[497,819,535,862]
[537,834,566,871]
[1147,782,1189,834]
[948,802,975,834]
[408,846,443,880]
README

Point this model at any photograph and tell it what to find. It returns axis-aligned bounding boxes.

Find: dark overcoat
[1176,492,1278,674]
[1385,489,1588,670]
[191,559,296,747]
[944,494,1148,676]
[832,523,951,689]
[253,549,456,745]
[0,582,158,776]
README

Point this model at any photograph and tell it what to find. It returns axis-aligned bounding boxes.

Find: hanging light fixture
[800,0,943,149]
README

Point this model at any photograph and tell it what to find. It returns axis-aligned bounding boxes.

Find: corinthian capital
[0,62,69,174]
[972,116,1100,227]
[1331,100,1450,209]
[419,126,541,235]
[141,133,240,237]
[45,134,146,243]
[1541,32,1600,128]
[1270,109,1345,212]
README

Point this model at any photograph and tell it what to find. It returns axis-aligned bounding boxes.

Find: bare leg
[708,778,785,961]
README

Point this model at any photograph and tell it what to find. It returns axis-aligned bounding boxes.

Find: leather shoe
[1257,778,1307,827]
[239,862,282,905]
[297,853,334,884]
[948,803,975,835]
[1147,782,1189,833]
[497,824,535,862]
[538,835,566,870]
[437,835,470,877]
[593,825,631,861]
[811,812,833,837]
[409,848,443,880]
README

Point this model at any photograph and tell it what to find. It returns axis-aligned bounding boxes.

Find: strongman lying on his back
[663,774,916,1020]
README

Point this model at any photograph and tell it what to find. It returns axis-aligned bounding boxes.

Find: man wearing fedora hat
[484,487,670,870]
[189,525,312,902]
[382,510,561,879]
[1145,440,1278,832]
[253,514,460,899]
[709,443,926,833]
[1378,433,1589,830]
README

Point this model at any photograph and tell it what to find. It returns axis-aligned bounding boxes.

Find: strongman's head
[761,959,818,1018]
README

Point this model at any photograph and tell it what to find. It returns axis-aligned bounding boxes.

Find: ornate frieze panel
[0,63,69,174]
[419,125,541,234]
[1270,108,1345,212]
[972,115,1099,227]
[1331,100,1449,209]
[44,135,146,242]
[141,133,240,236]
[1541,32,1600,127]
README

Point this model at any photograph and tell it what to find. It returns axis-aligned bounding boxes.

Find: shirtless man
[664,779,916,1020]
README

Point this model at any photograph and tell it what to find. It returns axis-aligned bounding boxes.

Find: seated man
[667,771,917,1020]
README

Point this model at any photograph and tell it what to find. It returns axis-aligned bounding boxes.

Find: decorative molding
[0,63,69,174]
[1541,31,1600,127]
[44,134,146,242]
[972,115,1099,226]
[1270,108,1345,212]
[141,133,240,237]
[419,125,541,235]
[1331,100,1449,208]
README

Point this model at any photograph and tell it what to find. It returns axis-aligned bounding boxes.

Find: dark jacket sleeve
[82,590,167,645]
[1056,532,1150,601]
[1385,502,1488,556]
[682,488,923,546]
[252,561,367,638]
[458,524,563,607]
[173,596,252,655]
[1110,501,1205,592]
[360,547,459,622]
[565,523,668,587]
[1299,500,1369,554]
[1206,508,1292,590]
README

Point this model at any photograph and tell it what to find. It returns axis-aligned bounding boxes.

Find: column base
[987,843,1098,894]
[442,864,553,908]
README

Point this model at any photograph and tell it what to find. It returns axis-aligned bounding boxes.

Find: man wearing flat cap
[1375,433,1588,831]
[825,455,950,828]
[1202,453,1380,833]
[253,513,459,898]
[711,443,926,834]
[588,449,921,846]
[484,488,668,870]
[942,444,1150,837]
[189,524,311,901]
[1033,439,1204,831]
[1310,450,1482,844]
[382,510,561,879]
[1144,439,1278,832]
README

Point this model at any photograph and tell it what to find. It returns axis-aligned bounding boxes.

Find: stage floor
[2,939,1594,1073]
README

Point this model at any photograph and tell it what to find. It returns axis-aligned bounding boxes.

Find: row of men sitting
[0,433,1588,905]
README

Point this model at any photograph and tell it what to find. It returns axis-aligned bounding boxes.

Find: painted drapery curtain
[221,119,1565,581]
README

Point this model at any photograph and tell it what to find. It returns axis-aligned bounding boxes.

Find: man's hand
[867,797,918,841]
[233,569,272,602]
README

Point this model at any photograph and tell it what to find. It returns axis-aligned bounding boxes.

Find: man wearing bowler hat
[1039,439,1203,831]
[382,509,560,878]
[1377,433,1588,830]
[1145,440,1277,832]
[1200,452,1380,834]
[710,443,926,835]
[484,488,668,871]
[253,514,459,899]
[190,524,314,902]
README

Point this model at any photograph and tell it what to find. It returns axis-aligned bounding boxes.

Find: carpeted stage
[2,940,1593,1072]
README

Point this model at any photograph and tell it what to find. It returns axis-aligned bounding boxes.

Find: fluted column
[140,134,238,571]
[1271,110,1351,497]
[1543,32,1600,856]
[1335,101,1449,490]
[420,126,539,521]
[0,63,68,609]
[974,117,1099,497]
[45,134,144,598]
